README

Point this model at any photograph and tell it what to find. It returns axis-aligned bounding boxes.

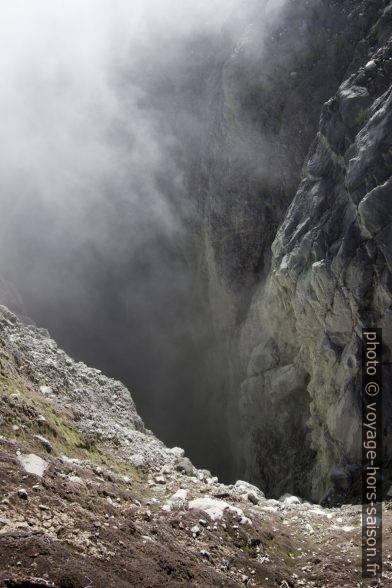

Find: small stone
[143,510,152,521]
[129,454,145,469]
[17,488,28,500]
[18,453,48,477]
[365,60,376,72]
[234,480,265,499]
[247,492,259,505]
[175,457,194,476]
[33,435,53,453]
[280,494,302,505]
[39,386,53,396]
[197,469,212,481]
[154,475,166,485]
[166,488,188,511]
[38,504,50,511]
[191,525,200,536]
[169,447,185,458]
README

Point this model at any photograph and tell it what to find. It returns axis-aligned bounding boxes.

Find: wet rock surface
[194,0,392,502]
[240,2,392,503]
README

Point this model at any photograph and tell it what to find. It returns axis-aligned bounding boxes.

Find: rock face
[193,0,392,501]
[256,28,392,501]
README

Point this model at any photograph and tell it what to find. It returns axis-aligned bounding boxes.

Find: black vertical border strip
[362,328,382,579]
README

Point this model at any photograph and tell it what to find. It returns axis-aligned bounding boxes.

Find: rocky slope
[1,305,392,587]
[195,0,392,501]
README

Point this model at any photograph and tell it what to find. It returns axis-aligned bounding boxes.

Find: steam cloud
[0,0,287,476]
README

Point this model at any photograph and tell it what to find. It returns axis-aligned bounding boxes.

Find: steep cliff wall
[198,0,392,500]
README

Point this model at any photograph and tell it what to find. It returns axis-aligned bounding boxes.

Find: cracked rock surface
[195,0,392,502]
[238,3,392,503]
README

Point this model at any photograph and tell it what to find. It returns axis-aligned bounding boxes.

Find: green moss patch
[0,373,141,482]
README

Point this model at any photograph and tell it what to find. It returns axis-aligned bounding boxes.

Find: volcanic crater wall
[196,0,392,501]
[1,0,391,503]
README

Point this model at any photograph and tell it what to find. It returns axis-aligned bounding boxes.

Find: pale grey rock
[189,497,250,524]
[39,386,53,396]
[68,475,84,485]
[191,525,201,536]
[196,469,212,482]
[129,454,145,469]
[280,494,302,505]
[164,489,188,511]
[169,447,185,458]
[364,60,377,72]
[234,480,265,500]
[17,453,48,478]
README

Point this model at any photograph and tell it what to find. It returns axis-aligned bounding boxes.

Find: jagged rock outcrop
[243,9,392,501]
[195,0,392,500]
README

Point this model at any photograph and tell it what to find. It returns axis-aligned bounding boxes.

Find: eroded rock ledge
[236,5,392,503]
[196,0,392,502]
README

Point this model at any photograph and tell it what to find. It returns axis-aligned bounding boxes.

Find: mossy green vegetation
[0,373,141,482]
